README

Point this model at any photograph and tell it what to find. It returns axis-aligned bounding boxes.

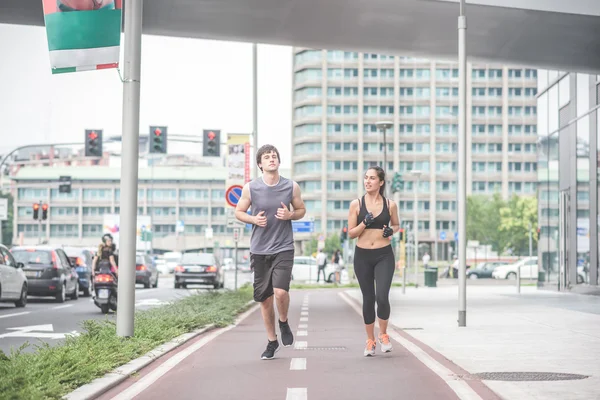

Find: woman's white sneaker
[364,339,376,357]
[379,333,393,353]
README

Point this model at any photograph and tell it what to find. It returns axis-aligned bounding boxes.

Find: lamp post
[410,170,422,287]
[376,121,393,194]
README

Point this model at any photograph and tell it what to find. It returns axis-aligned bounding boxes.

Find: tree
[498,196,538,256]
[0,193,13,245]
[324,233,341,256]
[466,193,507,252]
[304,237,318,256]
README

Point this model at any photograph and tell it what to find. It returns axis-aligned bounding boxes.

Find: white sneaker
[364,339,376,357]
[379,333,393,353]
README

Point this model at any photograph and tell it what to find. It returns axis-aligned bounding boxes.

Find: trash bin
[424,268,438,287]
[538,271,545,282]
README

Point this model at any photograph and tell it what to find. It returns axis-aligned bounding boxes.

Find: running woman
[235,144,306,360]
[347,166,400,356]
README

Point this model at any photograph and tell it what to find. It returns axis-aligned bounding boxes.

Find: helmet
[102,233,114,243]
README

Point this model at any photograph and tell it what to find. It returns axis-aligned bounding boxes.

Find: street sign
[292,221,314,233]
[233,228,240,242]
[440,231,447,241]
[58,175,72,194]
[176,220,185,233]
[225,185,243,207]
[0,198,7,221]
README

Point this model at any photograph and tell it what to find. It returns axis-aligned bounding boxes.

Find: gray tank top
[249,176,295,255]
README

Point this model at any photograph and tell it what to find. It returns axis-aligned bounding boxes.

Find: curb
[64,300,256,400]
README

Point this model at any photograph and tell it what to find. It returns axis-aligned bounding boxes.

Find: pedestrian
[235,144,306,360]
[316,249,327,283]
[332,249,342,283]
[347,166,400,356]
[422,252,430,268]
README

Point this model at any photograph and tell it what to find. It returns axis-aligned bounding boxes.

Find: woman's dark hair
[367,166,386,196]
[256,144,281,172]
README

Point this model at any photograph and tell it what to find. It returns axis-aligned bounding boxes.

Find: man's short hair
[256,144,281,171]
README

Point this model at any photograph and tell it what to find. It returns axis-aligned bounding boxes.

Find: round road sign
[225,185,243,207]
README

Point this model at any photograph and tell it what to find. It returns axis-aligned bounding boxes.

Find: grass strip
[0,286,253,400]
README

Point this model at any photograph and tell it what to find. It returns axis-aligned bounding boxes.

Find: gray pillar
[116,0,143,338]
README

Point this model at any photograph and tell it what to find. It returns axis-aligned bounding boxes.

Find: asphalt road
[0,271,252,354]
[97,289,492,400]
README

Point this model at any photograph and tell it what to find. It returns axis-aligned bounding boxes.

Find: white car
[0,244,28,307]
[292,256,337,283]
[492,257,538,280]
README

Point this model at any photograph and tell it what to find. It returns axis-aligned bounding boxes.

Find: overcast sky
[0,23,293,167]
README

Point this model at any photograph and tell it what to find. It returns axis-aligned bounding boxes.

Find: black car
[467,261,509,279]
[136,254,159,288]
[11,246,80,303]
[174,252,224,289]
[63,246,94,296]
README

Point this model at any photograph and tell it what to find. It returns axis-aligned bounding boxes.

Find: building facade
[292,49,538,258]
[537,70,600,289]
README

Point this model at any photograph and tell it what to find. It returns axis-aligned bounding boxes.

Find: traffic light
[85,129,103,157]
[149,126,168,154]
[391,172,404,193]
[42,204,48,220]
[32,203,40,220]
[203,129,221,157]
[399,228,404,241]
[341,226,348,242]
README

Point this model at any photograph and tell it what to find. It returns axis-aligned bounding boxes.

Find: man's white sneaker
[379,333,393,353]
[364,339,376,357]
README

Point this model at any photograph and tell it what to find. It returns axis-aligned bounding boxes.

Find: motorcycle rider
[92,233,118,277]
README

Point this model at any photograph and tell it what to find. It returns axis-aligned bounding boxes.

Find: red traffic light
[207,131,216,140]
[42,204,48,211]
[33,203,40,210]
[88,131,98,140]
[400,228,404,233]
[154,128,162,136]
[343,226,348,233]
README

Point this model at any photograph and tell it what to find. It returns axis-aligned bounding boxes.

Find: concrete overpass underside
[1,0,599,73]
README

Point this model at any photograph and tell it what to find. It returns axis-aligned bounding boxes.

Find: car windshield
[181,253,213,265]
[12,250,52,265]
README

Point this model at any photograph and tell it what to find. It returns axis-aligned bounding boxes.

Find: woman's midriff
[356,229,391,250]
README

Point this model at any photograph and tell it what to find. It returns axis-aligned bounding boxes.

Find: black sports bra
[357,195,390,230]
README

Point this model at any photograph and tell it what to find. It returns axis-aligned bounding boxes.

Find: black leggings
[354,245,395,325]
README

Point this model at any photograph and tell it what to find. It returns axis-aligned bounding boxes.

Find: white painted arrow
[0,324,79,340]
[135,299,169,307]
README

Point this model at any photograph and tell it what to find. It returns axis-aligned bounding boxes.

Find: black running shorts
[251,250,294,302]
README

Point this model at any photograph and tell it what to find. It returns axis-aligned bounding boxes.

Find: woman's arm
[348,199,367,239]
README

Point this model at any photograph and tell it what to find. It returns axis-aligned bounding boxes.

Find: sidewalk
[344,285,600,400]
[97,288,486,400]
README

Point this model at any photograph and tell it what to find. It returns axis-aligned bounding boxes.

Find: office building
[292,49,538,258]
[537,70,600,289]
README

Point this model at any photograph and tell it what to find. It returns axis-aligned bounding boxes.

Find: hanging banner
[227,133,251,185]
[41,0,123,74]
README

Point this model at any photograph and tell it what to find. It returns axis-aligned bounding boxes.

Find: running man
[235,144,306,360]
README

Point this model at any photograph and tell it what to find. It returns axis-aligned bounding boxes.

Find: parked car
[0,244,28,307]
[11,245,80,303]
[492,257,538,280]
[63,246,94,296]
[466,261,509,279]
[136,254,159,288]
[292,256,336,283]
[174,252,224,289]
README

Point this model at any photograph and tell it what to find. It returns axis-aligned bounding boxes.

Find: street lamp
[410,170,422,287]
[375,121,393,179]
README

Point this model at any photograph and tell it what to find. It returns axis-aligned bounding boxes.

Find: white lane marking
[297,330,307,337]
[301,308,309,312]
[294,341,307,350]
[339,292,482,400]
[290,358,307,370]
[286,388,307,400]
[52,305,73,310]
[301,311,308,316]
[0,312,30,319]
[298,324,308,329]
[300,317,308,322]
[109,304,260,400]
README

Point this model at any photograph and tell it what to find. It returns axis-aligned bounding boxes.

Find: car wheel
[70,282,79,300]
[174,282,181,289]
[56,283,66,303]
[100,304,110,314]
[144,279,151,289]
[83,287,91,297]
[469,274,479,280]
[153,275,159,288]
[506,272,517,280]
[15,284,27,308]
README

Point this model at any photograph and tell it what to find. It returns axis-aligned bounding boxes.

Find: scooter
[93,263,118,314]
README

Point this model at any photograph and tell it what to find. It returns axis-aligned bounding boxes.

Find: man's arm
[235,183,255,224]
[289,181,306,221]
